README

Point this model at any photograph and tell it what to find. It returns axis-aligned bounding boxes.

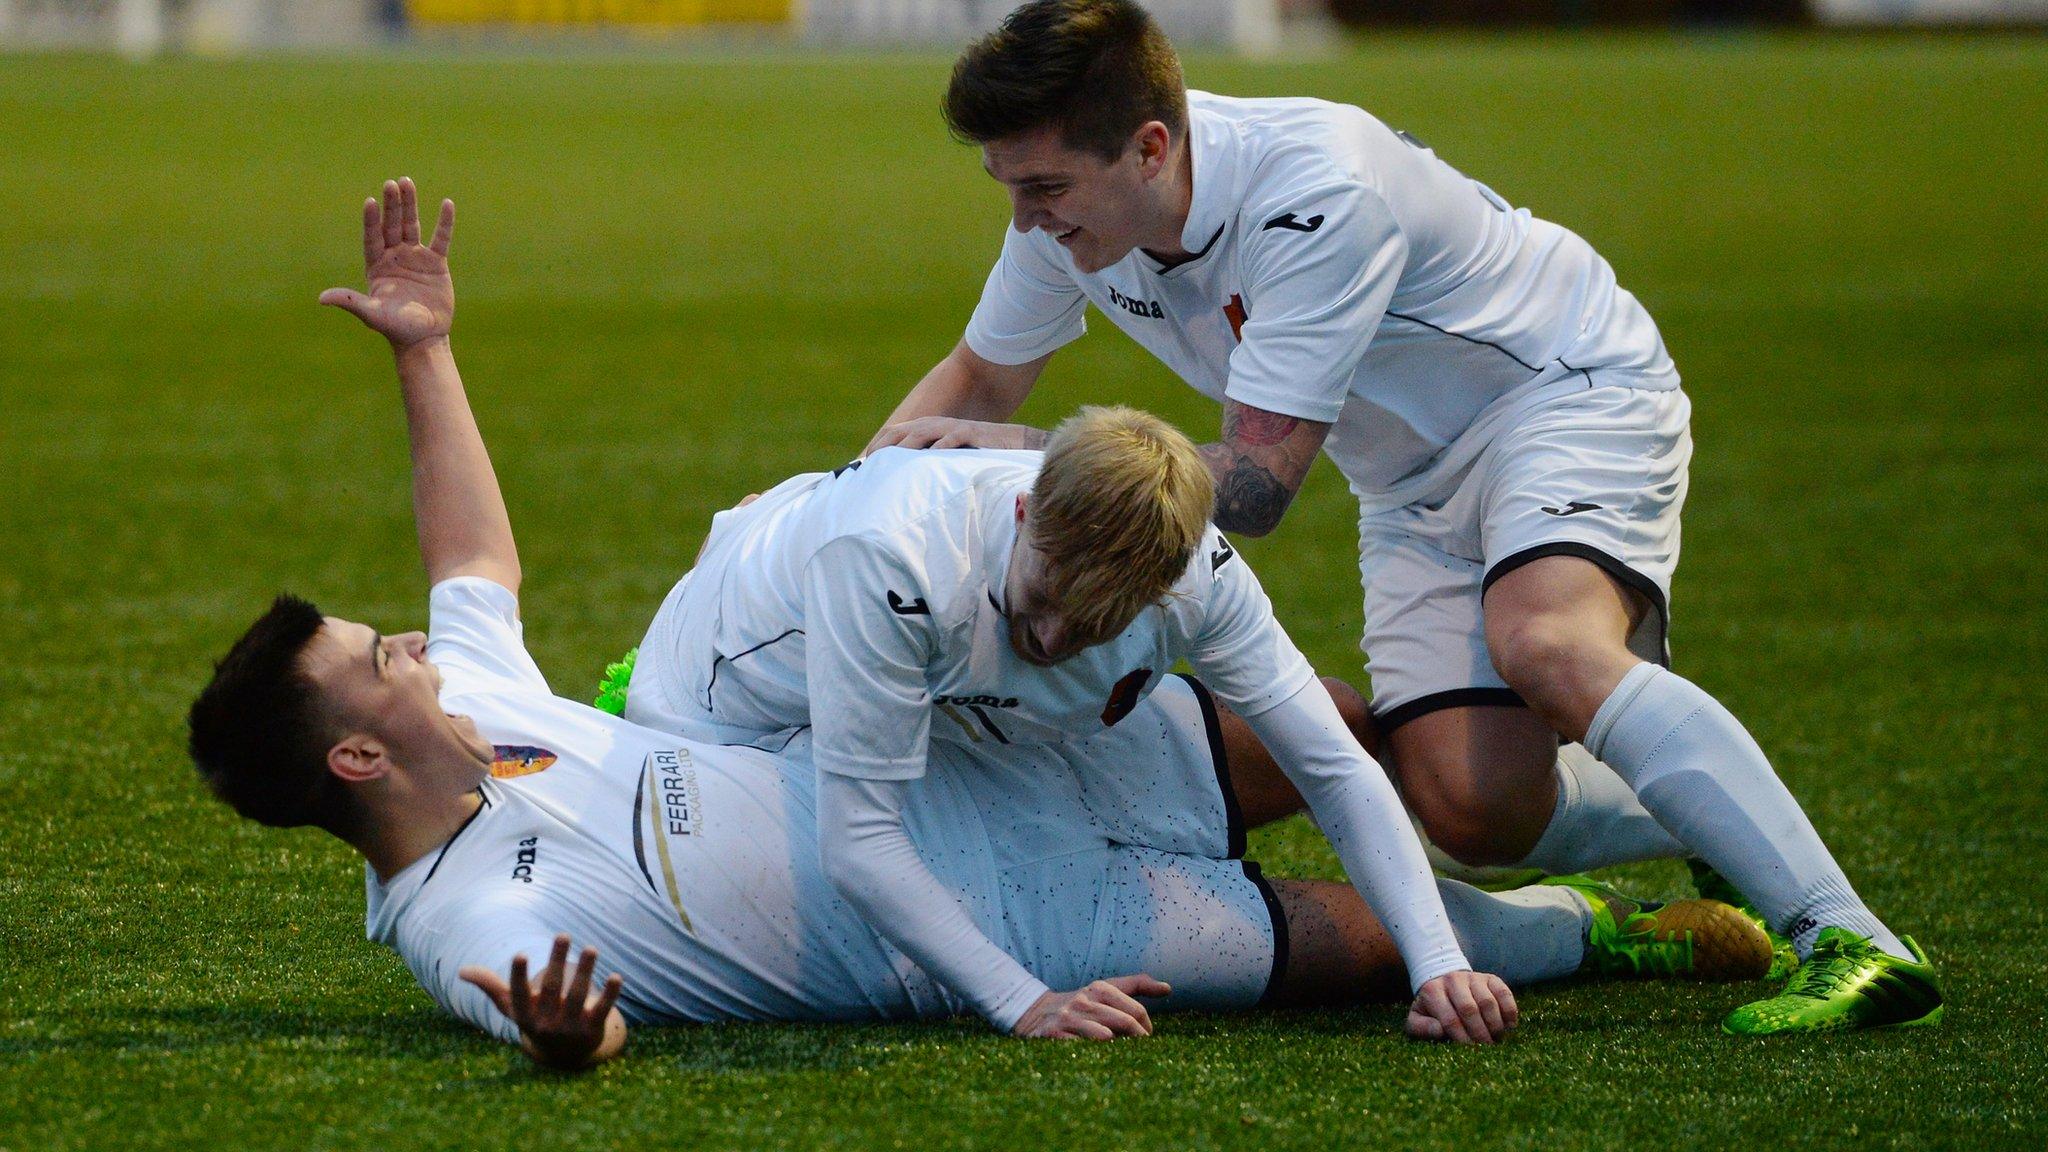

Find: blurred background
[4,0,2042,57]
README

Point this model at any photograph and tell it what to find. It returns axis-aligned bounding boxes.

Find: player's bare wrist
[391,334,452,363]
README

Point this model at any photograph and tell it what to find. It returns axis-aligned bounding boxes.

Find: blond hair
[1028,406,1214,647]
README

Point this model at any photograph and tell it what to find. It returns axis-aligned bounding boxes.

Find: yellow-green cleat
[1546,876,1775,981]
[1722,928,1943,1035]
[1687,859,1800,981]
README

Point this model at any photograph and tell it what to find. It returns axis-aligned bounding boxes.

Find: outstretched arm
[320,177,520,595]
[863,341,1051,456]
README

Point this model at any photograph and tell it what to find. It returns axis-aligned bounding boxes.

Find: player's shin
[1511,744,1688,874]
[1584,663,1910,961]
[1434,879,1586,984]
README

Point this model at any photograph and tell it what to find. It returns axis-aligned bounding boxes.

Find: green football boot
[1547,875,1774,981]
[1722,928,1944,1036]
[1687,859,1800,981]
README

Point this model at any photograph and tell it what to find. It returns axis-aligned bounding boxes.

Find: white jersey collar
[1147,99,1238,277]
[978,473,1029,614]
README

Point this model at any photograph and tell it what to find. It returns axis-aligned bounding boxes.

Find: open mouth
[1053,226,1080,244]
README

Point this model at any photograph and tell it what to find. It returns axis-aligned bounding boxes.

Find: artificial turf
[2,32,2043,1151]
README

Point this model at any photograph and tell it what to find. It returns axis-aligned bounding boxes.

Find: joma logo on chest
[1106,285,1165,319]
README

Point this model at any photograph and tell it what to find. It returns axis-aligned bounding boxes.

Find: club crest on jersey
[1223,294,1246,342]
[490,745,557,779]
[1101,668,1155,727]
[1106,284,1165,319]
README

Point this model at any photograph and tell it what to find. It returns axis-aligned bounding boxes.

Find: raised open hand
[319,177,455,350]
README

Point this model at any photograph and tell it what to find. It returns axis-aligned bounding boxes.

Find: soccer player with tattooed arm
[868,0,1941,1035]
[184,179,1769,1074]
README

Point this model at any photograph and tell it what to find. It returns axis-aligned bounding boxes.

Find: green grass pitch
[3,32,2045,1151]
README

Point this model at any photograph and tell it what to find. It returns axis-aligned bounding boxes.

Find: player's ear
[1014,492,1029,525]
[1134,121,1172,178]
[327,734,391,785]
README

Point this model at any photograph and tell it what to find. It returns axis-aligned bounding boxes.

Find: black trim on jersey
[1482,541,1670,670]
[1556,356,1597,389]
[1384,310,1544,373]
[1144,223,1226,274]
[1375,688,1529,734]
[966,705,1012,745]
[421,787,493,888]
[631,773,659,897]
[1175,673,1245,859]
[1243,859,1289,1007]
[701,628,805,711]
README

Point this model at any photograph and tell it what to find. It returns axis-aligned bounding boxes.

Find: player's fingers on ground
[457,965,514,1016]
[508,954,533,1021]
[430,199,455,257]
[360,197,383,266]
[539,934,573,1003]
[1405,1006,1444,1040]
[399,177,420,244]
[1053,1015,1117,1041]
[1107,973,1172,999]
[1088,980,1152,1033]
[588,973,624,1021]
[1447,979,1492,1044]
[1073,994,1146,1037]
[1420,986,1470,1043]
[1493,979,1519,1030]
[563,945,598,1011]
[382,180,403,249]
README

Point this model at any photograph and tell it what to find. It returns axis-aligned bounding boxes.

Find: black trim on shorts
[1375,687,1529,735]
[1174,673,1245,859]
[1242,859,1290,1007]
[1482,541,1671,669]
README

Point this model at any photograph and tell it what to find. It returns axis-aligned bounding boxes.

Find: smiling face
[298,617,493,795]
[982,124,1180,275]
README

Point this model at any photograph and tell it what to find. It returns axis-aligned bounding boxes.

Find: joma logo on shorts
[1106,285,1165,319]
[935,693,1019,709]
[511,836,539,884]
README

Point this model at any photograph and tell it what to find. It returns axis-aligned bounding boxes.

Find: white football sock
[1584,663,1909,960]
[1434,878,1587,984]
[1513,743,1689,874]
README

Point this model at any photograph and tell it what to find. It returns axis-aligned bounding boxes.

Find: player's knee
[1399,760,1537,867]
[1319,676,1380,758]
[1485,613,1608,712]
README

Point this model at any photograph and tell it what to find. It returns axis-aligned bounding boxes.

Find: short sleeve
[409,897,558,1045]
[1187,539,1318,718]
[805,537,936,781]
[962,225,1089,366]
[428,576,549,698]
[1224,182,1407,423]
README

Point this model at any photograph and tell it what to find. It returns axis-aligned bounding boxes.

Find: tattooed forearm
[1222,405,1302,448]
[1201,445,1294,537]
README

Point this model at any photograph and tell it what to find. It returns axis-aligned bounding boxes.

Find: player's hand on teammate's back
[460,934,627,1071]
[1012,974,1172,1039]
[1406,970,1518,1045]
[319,176,456,351]
[866,417,1050,456]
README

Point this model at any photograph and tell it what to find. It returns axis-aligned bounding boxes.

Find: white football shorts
[932,674,1283,1012]
[1357,380,1693,729]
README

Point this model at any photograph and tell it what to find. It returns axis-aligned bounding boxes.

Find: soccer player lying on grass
[863,0,1943,1035]
[185,179,1771,1073]
[613,259,1770,1039]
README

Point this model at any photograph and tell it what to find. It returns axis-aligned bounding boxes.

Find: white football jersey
[630,447,1316,783]
[963,91,1678,514]
[366,578,995,1041]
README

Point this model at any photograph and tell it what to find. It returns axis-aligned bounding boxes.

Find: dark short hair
[944,0,1187,161]
[188,594,361,839]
